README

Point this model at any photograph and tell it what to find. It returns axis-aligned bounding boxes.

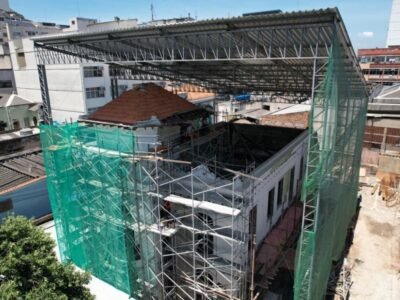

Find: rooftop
[272,103,311,115]
[0,127,40,142]
[0,148,45,194]
[0,93,37,108]
[375,84,400,102]
[260,111,309,129]
[33,8,365,96]
[358,47,400,56]
[89,83,208,126]
[368,84,400,116]
[236,108,271,120]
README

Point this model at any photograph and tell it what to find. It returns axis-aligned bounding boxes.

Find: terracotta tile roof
[260,111,309,129]
[89,83,199,125]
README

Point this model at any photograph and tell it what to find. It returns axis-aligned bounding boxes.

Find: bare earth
[348,184,400,299]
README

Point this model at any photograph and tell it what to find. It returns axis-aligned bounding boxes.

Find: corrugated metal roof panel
[0,150,45,192]
[33,8,338,43]
[0,165,30,190]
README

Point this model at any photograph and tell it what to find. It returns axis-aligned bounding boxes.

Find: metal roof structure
[0,148,45,194]
[32,7,365,123]
[33,8,369,300]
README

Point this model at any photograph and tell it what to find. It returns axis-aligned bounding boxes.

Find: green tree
[0,216,94,299]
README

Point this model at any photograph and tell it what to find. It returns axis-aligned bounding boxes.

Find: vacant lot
[348,184,400,299]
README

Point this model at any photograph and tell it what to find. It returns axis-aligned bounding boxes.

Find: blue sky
[10,0,392,50]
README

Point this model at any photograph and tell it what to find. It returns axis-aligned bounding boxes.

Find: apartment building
[9,17,144,122]
[0,0,65,92]
[358,47,400,85]
[357,0,400,86]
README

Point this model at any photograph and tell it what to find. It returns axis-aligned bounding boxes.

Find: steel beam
[38,64,52,124]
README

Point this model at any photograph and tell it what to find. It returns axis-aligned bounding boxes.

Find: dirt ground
[347,183,400,299]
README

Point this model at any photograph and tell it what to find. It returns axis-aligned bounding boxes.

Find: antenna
[151,2,154,21]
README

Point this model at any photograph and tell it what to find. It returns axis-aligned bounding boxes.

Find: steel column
[38,64,52,124]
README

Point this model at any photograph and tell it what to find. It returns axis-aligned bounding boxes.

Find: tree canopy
[0,216,94,299]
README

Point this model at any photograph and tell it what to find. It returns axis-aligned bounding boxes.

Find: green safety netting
[39,34,367,300]
[294,35,368,299]
[40,122,157,298]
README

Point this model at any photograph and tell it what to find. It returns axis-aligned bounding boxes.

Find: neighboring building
[363,84,400,152]
[0,148,50,222]
[41,83,308,298]
[358,0,400,86]
[0,0,66,92]
[387,0,400,47]
[0,127,40,155]
[216,97,303,123]
[9,17,163,123]
[0,92,39,131]
[63,16,138,33]
[7,14,196,124]
[358,47,400,86]
[9,37,147,122]
[140,16,194,27]
[10,37,110,121]
[368,83,400,124]
[259,104,311,129]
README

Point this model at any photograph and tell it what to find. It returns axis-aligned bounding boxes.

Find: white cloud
[358,31,374,38]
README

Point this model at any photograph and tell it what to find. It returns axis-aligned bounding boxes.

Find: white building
[216,98,298,123]
[42,84,308,298]
[387,0,400,47]
[0,0,66,92]
[9,17,144,123]
[64,16,138,33]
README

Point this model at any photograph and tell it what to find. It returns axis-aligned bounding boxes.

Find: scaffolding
[41,122,253,299]
[293,36,368,299]
[34,8,368,299]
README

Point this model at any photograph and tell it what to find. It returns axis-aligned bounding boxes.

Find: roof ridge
[89,84,201,125]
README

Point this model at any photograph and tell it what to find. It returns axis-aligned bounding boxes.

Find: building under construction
[35,8,368,300]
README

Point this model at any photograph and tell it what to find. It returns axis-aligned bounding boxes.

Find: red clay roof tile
[89,83,197,125]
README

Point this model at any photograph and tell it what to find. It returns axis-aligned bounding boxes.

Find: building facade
[9,17,151,123]
[0,93,39,131]
[0,0,66,92]
[387,0,400,47]
[358,47,400,85]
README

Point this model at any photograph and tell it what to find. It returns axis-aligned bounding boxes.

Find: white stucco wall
[172,129,308,265]
[387,0,400,47]
[10,39,113,122]
[9,38,149,123]
[249,131,308,247]
[0,104,38,130]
